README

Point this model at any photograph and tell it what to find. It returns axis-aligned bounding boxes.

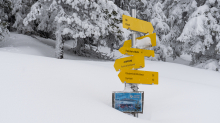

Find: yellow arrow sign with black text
[119,47,155,57]
[123,33,157,48]
[123,15,154,34]
[113,14,158,86]
[118,69,158,85]
[114,55,145,71]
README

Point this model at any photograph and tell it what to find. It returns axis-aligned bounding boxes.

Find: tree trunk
[55,23,64,59]
[73,38,85,55]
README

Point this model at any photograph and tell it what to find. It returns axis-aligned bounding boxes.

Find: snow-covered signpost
[113,5,158,118]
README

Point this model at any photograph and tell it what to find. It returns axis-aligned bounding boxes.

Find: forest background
[0,0,220,71]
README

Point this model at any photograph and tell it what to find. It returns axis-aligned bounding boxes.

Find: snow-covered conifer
[162,0,197,59]
[24,0,129,59]
[177,0,220,71]
[0,0,12,45]
[12,0,37,33]
[137,0,171,61]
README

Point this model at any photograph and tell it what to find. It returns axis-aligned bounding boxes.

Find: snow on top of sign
[135,37,151,49]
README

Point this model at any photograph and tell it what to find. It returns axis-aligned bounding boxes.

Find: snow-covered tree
[133,0,171,61]
[177,0,220,71]
[22,0,58,38]
[0,0,12,45]
[24,0,129,59]
[150,1,172,61]
[12,0,37,33]
[162,0,197,59]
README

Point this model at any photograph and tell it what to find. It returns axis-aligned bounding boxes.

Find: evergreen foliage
[1,0,220,71]
[0,0,12,45]
[177,0,220,70]
[11,0,38,33]
[162,0,197,60]
[113,0,220,70]
[24,0,129,59]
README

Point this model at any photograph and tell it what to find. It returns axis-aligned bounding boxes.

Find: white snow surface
[0,33,220,123]
[135,37,152,49]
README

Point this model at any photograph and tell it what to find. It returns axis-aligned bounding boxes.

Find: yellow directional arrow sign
[114,55,145,71]
[123,33,157,48]
[123,15,154,34]
[118,69,158,85]
[119,47,155,57]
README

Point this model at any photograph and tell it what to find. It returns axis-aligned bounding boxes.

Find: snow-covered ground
[0,33,108,61]
[0,33,220,123]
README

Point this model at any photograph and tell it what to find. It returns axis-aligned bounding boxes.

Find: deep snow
[0,33,220,123]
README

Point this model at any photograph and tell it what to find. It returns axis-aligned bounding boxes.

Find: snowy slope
[0,33,107,61]
[0,33,220,123]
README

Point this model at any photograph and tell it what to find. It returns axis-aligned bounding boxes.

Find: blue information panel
[112,92,143,113]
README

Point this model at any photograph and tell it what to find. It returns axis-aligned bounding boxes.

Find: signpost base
[124,83,139,118]
[133,112,138,118]
[123,83,139,92]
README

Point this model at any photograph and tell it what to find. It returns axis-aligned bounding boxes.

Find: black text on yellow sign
[118,69,158,85]
[114,55,145,71]
[123,15,154,34]
[114,14,159,85]
[119,47,155,57]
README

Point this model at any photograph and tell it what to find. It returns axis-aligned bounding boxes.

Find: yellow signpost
[114,55,145,71]
[123,33,157,48]
[119,47,155,57]
[123,15,154,34]
[118,69,158,85]
[113,10,158,117]
[114,14,159,85]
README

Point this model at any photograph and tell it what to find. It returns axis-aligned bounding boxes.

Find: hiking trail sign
[123,15,154,34]
[118,69,158,85]
[119,47,155,57]
[113,14,159,85]
[114,55,145,71]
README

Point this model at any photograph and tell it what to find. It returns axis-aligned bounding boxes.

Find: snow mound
[195,59,220,71]
[135,37,151,49]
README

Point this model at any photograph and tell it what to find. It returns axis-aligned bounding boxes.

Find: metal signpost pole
[124,6,137,93]
[131,7,138,92]
[131,8,136,48]
[131,6,138,118]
